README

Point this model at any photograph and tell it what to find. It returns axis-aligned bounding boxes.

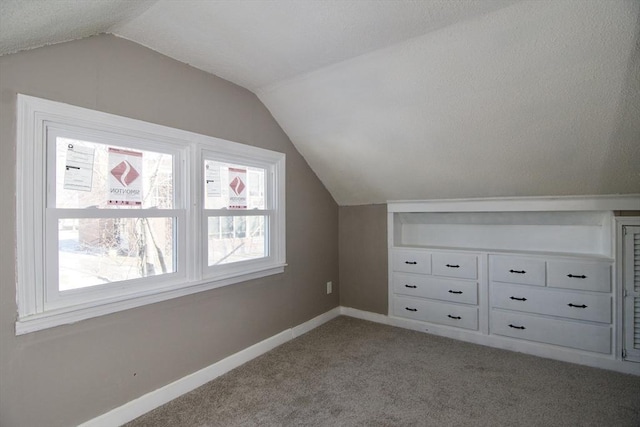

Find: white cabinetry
[490,256,546,286]
[387,195,640,374]
[490,310,611,354]
[491,282,611,323]
[391,249,479,331]
[489,255,612,354]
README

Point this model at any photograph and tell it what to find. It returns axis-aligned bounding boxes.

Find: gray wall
[0,35,339,427]
[339,204,388,314]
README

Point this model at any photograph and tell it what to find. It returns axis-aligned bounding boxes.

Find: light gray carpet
[126,316,640,426]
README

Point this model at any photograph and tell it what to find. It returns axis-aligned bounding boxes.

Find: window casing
[16,95,286,334]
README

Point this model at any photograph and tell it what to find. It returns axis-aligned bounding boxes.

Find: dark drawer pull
[568,303,587,308]
[448,290,463,294]
[509,296,527,301]
[567,274,587,279]
[447,315,461,320]
[509,269,526,274]
[405,261,417,265]
[446,264,460,268]
[508,324,526,330]
[405,284,417,289]
[405,307,417,312]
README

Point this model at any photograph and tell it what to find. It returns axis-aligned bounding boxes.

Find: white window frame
[42,124,189,311]
[15,94,286,335]
[200,148,285,282]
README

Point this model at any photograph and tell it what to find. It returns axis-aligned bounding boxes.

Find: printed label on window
[205,163,221,197]
[228,167,247,209]
[64,144,95,192]
[108,147,143,205]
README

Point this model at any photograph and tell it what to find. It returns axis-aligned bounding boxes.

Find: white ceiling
[0,0,156,55]
[1,0,639,205]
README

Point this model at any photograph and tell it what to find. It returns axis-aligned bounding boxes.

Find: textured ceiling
[258,0,640,204]
[112,0,517,90]
[0,0,156,55]
[1,0,639,205]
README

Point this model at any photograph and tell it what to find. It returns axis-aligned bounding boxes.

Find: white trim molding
[339,306,390,325]
[78,305,638,427]
[292,307,342,337]
[388,194,640,213]
[15,94,287,334]
[341,306,640,375]
[79,308,341,427]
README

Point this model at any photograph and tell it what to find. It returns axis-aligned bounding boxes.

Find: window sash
[200,149,282,276]
[43,122,188,311]
[203,212,274,275]
[46,125,185,210]
[44,208,187,310]
[201,151,275,211]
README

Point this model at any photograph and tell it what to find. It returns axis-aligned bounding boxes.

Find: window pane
[204,160,265,209]
[208,216,266,265]
[55,137,174,209]
[58,217,175,291]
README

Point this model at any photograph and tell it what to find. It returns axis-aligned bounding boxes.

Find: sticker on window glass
[205,163,221,197]
[108,147,143,205]
[64,143,95,192]
[228,167,247,209]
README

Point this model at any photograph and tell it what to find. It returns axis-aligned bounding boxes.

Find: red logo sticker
[229,176,245,195]
[110,160,140,187]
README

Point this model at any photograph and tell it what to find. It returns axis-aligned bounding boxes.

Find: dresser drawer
[491,283,611,323]
[432,252,477,279]
[393,273,478,305]
[490,310,611,354]
[393,297,478,330]
[490,256,545,286]
[547,260,611,292]
[392,250,431,274]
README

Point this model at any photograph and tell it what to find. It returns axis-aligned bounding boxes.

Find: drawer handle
[509,296,527,301]
[448,290,463,294]
[405,307,417,312]
[405,284,417,289]
[509,269,526,274]
[405,261,417,265]
[508,324,526,330]
[446,264,460,268]
[447,315,462,320]
[568,303,588,308]
[567,274,587,279]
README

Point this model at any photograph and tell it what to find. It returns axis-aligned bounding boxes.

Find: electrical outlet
[326,281,332,294]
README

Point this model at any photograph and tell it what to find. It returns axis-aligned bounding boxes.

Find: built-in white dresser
[489,254,612,354]
[387,196,640,374]
[392,249,479,331]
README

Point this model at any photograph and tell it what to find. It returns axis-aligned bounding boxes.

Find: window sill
[15,264,286,335]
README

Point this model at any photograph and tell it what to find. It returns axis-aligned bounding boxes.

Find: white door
[622,225,640,362]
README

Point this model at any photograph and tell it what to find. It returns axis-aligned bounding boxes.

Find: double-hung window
[43,126,187,311]
[16,95,285,334]
[202,152,284,279]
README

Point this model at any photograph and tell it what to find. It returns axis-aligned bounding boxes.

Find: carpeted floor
[126,316,640,426]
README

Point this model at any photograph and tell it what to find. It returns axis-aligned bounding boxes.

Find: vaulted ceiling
[2,0,639,205]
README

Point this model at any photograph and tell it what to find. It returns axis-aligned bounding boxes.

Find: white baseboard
[341,307,640,375]
[79,307,341,427]
[340,306,390,325]
[79,305,639,427]
[345,308,640,376]
[292,307,341,337]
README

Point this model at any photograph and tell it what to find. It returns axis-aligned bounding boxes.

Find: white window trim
[15,94,286,335]
[199,148,285,281]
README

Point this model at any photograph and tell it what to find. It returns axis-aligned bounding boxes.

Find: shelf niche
[392,210,613,258]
